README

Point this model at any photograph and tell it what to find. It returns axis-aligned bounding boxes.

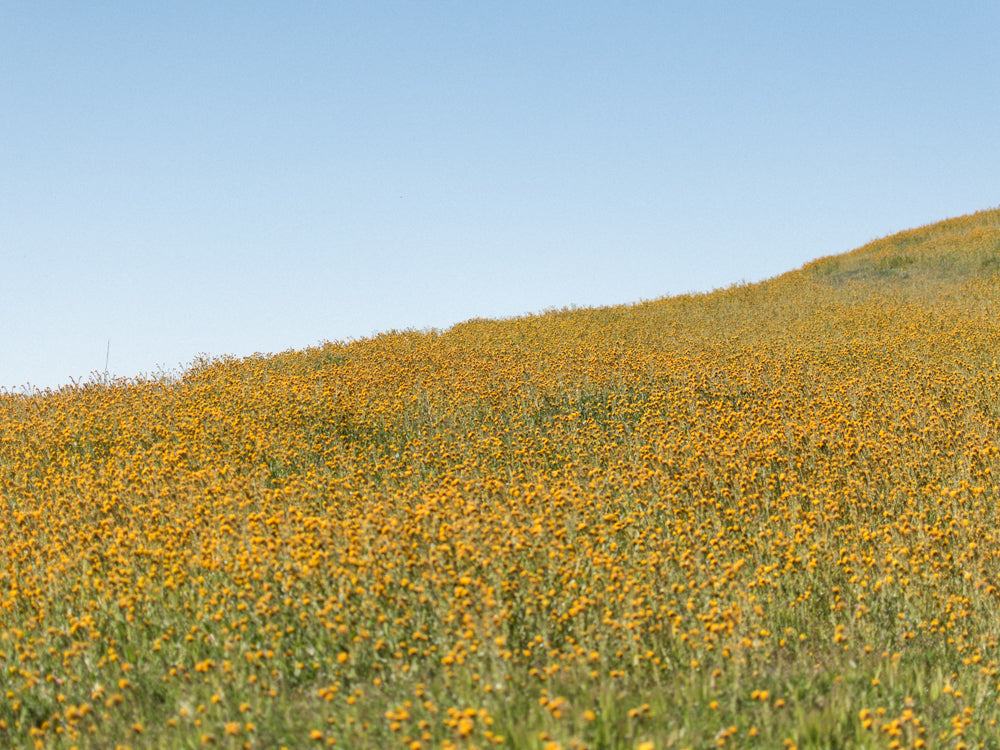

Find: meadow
[3,208,1000,749]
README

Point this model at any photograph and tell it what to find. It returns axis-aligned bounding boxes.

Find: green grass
[3,206,1000,749]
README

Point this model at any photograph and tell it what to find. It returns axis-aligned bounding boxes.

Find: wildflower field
[4,209,1000,749]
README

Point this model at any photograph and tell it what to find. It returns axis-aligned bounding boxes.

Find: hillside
[2,207,1000,748]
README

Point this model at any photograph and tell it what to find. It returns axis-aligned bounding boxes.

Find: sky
[2,2,999,391]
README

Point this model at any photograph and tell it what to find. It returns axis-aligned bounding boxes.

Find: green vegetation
[1,207,1000,748]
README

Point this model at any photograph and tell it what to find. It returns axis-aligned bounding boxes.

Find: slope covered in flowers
[3,208,1000,749]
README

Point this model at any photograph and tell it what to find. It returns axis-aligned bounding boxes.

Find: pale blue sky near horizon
[2,2,998,391]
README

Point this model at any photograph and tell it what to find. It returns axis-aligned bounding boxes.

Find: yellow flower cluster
[2,208,1000,747]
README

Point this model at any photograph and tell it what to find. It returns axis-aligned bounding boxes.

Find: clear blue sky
[3,2,998,390]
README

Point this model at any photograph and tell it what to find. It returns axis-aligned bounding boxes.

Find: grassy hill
[2,207,1000,748]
